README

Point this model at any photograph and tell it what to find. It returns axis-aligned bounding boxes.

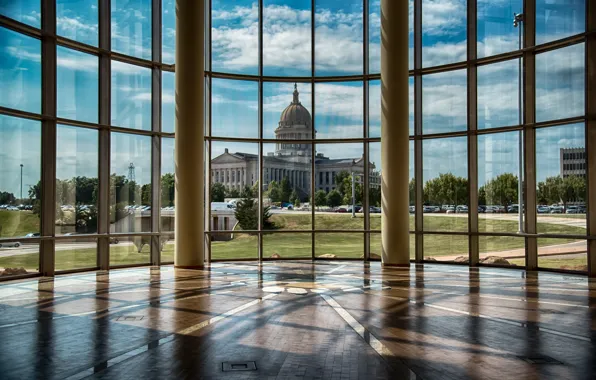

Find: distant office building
[560,148,586,178]
[211,85,379,196]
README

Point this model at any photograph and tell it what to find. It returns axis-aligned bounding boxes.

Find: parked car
[456,205,468,214]
[478,206,486,213]
[347,206,362,213]
[445,206,455,214]
[422,206,434,213]
[550,206,563,214]
[369,206,381,213]
[24,233,40,238]
[109,237,120,244]
[565,206,579,214]
[0,241,21,248]
[537,205,550,214]
[335,207,347,213]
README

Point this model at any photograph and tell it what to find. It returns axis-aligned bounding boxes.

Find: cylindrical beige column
[175,0,205,268]
[381,0,410,267]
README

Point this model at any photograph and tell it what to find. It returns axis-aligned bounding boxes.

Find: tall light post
[514,13,524,233]
[20,164,23,202]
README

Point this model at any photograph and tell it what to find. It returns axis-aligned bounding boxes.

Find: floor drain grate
[517,355,563,365]
[222,361,257,372]
[115,315,144,322]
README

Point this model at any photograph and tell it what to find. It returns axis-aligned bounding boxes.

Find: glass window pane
[480,236,524,267]
[57,0,98,46]
[422,0,467,67]
[162,0,176,63]
[262,143,311,230]
[0,27,41,114]
[263,0,311,77]
[315,82,363,139]
[110,132,152,233]
[315,0,363,76]
[110,236,150,266]
[422,69,467,134]
[314,143,364,230]
[370,233,415,260]
[56,126,99,236]
[368,78,414,139]
[477,0,522,57]
[162,71,175,133]
[0,243,40,277]
[111,61,152,130]
[55,239,97,271]
[424,234,468,262]
[211,232,257,260]
[478,132,521,233]
[57,47,98,124]
[211,78,258,138]
[264,233,311,259]
[369,0,413,73]
[0,0,40,28]
[315,233,363,259]
[160,235,174,262]
[423,137,468,232]
[536,43,585,123]
[211,0,258,75]
[536,0,585,45]
[536,124,586,235]
[111,0,152,60]
[263,82,311,139]
[0,115,41,238]
[478,59,520,129]
[161,138,174,232]
[538,238,587,272]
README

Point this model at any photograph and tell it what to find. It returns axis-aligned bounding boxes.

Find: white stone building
[210,85,379,198]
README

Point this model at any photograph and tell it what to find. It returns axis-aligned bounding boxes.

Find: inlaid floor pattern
[0,261,594,379]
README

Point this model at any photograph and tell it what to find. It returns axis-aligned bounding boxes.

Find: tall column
[587,0,596,277]
[381,0,410,267]
[175,0,205,268]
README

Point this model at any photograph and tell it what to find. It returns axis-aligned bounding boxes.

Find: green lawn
[0,213,588,273]
[0,210,40,238]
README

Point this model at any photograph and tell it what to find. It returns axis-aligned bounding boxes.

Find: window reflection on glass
[263,0,311,77]
[536,0,585,45]
[110,132,152,233]
[536,43,585,123]
[315,0,363,76]
[0,0,40,28]
[211,78,258,138]
[211,0,258,75]
[0,115,41,241]
[110,236,150,266]
[55,239,97,271]
[478,59,520,129]
[57,0,98,46]
[477,0,522,58]
[0,27,41,114]
[111,61,152,130]
[262,143,312,230]
[161,138,175,232]
[535,124,586,235]
[422,0,467,67]
[263,82,311,139]
[478,132,521,233]
[111,0,152,60]
[369,0,413,72]
[368,142,386,231]
[315,82,363,139]
[57,47,98,124]
[162,0,176,63]
[422,69,467,134]
[423,137,468,232]
[314,143,365,230]
[162,71,175,133]
[56,126,98,236]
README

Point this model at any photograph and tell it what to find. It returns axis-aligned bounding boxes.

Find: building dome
[278,84,311,128]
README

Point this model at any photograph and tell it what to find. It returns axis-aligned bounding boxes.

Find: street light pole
[351,172,356,218]
[514,13,524,233]
[20,164,23,202]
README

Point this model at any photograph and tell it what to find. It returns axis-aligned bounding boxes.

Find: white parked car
[0,241,21,248]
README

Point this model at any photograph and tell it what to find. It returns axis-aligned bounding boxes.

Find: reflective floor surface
[0,261,594,379]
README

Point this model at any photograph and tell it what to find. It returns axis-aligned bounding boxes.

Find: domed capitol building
[210,84,379,198]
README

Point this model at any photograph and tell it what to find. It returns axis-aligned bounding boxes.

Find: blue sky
[0,0,588,196]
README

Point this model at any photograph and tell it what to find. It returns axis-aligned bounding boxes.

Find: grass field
[0,212,588,273]
[0,210,40,238]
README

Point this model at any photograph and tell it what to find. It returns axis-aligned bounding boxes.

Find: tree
[314,190,327,209]
[0,191,16,205]
[340,174,363,205]
[289,189,300,206]
[210,182,226,202]
[268,181,281,203]
[423,173,468,206]
[537,176,562,205]
[161,173,175,206]
[141,183,151,205]
[326,190,343,208]
[483,173,518,211]
[234,197,273,231]
[280,177,292,203]
[334,171,350,197]
[369,186,381,207]
[478,185,486,206]
[225,187,240,198]
[240,185,254,199]
[408,178,415,206]
[561,175,586,208]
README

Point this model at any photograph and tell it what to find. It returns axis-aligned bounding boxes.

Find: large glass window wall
[0,0,592,278]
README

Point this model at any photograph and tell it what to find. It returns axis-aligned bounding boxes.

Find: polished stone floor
[0,261,594,380]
